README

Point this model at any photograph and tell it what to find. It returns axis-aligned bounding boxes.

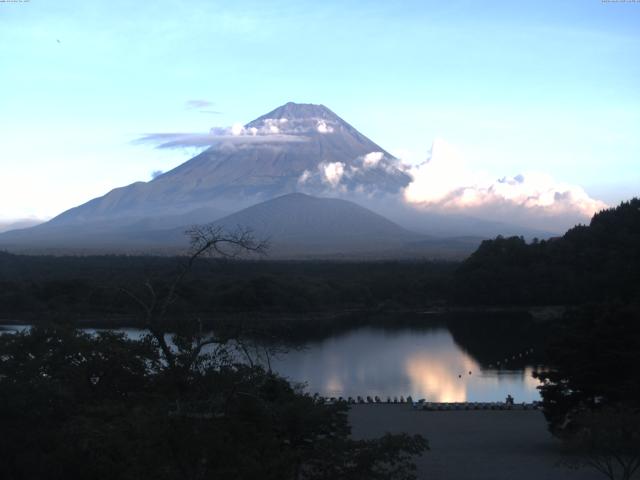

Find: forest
[454,198,640,305]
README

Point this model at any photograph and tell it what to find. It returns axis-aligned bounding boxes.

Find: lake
[270,327,541,403]
[0,319,544,402]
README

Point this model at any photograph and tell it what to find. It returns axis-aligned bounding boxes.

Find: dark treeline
[454,198,640,305]
[0,255,455,322]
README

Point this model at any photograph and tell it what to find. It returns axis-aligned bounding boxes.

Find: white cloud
[317,120,334,134]
[363,151,384,168]
[322,162,345,187]
[390,148,422,166]
[231,123,245,136]
[298,170,312,184]
[138,115,331,149]
[403,138,607,226]
[137,125,306,148]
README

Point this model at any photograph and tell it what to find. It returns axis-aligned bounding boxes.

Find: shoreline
[0,304,566,329]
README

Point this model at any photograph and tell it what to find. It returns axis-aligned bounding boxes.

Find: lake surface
[271,327,541,402]
[0,322,543,402]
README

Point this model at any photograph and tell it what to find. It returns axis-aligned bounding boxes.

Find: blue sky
[1,0,639,221]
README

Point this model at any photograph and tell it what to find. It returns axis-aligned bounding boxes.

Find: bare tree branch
[121,224,267,372]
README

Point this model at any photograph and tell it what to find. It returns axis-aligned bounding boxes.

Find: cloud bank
[403,139,607,230]
[137,125,307,149]
[139,112,348,150]
[137,115,348,149]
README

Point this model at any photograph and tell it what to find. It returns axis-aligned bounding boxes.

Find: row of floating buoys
[488,347,535,369]
[452,348,537,379]
[417,401,541,411]
[316,395,414,405]
[313,395,542,410]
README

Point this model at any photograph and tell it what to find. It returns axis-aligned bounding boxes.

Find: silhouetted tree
[535,304,640,480]
[562,406,640,480]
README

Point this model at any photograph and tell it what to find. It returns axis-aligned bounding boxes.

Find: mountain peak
[246,102,343,129]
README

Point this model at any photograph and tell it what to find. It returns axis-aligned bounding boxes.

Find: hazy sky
[1,0,639,222]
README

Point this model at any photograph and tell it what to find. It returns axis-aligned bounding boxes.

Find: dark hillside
[453,198,640,305]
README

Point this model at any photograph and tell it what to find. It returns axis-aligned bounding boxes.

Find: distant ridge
[0,218,44,233]
[209,193,420,256]
[0,193,483,258]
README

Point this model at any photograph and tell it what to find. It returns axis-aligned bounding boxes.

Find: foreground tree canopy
[536,304,640,433]
[0,326,427,480]
[535,304,640,480]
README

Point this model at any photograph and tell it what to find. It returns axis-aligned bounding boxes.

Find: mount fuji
[0,102,550,256]
[48,102,411,227]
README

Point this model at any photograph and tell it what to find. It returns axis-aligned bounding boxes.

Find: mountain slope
[48,102,411,227]
[209,193,420,255]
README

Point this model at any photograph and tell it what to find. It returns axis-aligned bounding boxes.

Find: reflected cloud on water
[271,327,542,402]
